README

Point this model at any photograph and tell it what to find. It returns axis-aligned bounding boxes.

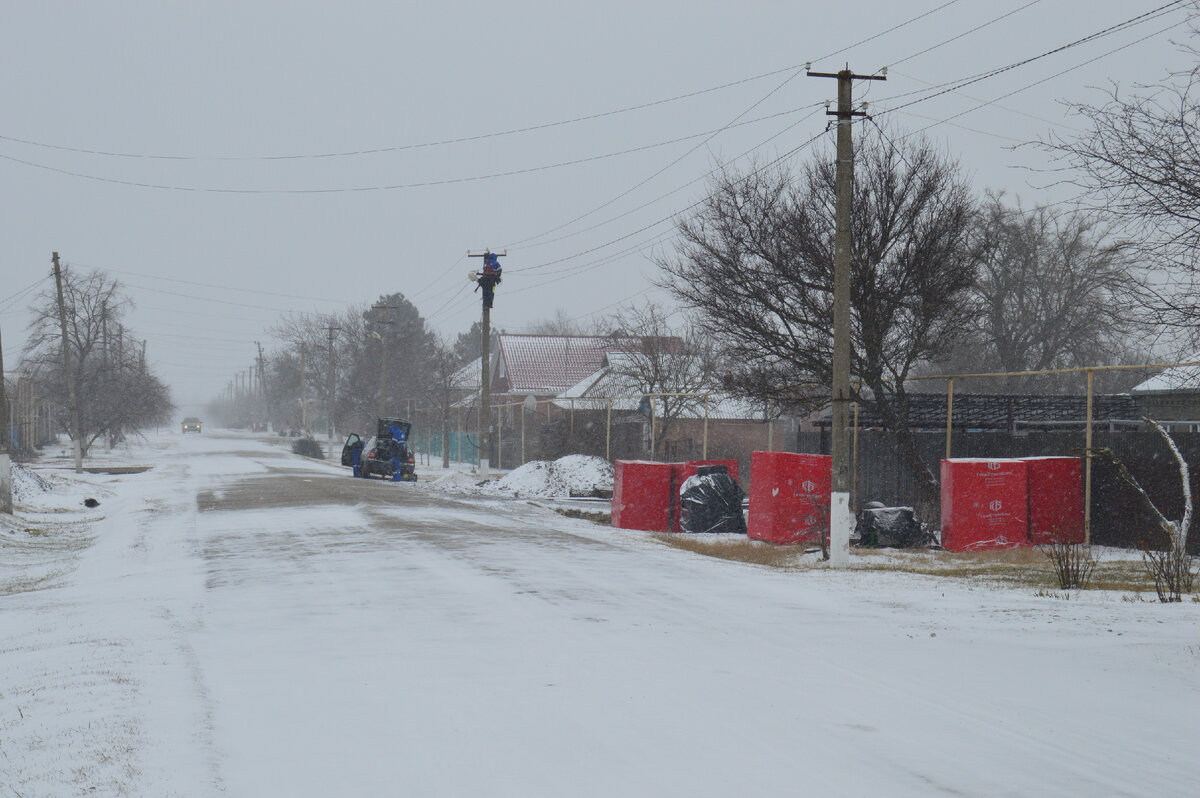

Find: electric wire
[503,0,969,250]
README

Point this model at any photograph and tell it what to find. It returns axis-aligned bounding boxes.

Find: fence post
[497,405,503,470]
[606,398,612,462]
[521,403,525,465]
[703,394,709,459]
[1085,369,1094,546]
[945,377,954,460]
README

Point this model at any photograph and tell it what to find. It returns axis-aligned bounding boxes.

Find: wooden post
[945,377,954,460]
[521,402,525,465]
[702,394,709,459]
[1085,369,1094,546]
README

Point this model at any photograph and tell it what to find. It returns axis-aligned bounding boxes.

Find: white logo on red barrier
[989,500,1002,512]
[988,461,1002,470]
[802,480,816,493]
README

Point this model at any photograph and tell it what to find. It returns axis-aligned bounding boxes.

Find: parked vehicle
[182,417,202,434]
[341,418,416,481]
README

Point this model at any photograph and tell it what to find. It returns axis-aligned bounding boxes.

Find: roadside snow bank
[11,463,52,503]
[430,455,613,498]
[490,455,612,497]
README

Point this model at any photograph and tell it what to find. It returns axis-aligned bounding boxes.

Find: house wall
[1133,392,1200,422]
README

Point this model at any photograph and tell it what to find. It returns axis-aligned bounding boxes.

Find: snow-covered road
[2,432,1198,797]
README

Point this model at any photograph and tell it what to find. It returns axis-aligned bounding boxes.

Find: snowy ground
[1,431,1198,797]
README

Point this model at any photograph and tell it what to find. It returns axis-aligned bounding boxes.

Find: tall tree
[658,129,980,519]
[944,196,1148,392]
[1044,39,1200,337]
[599,301,716,452]
[22,266,174,455]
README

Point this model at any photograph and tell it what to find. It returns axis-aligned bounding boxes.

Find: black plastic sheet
[854,503,930,548]
[680,465,747,534]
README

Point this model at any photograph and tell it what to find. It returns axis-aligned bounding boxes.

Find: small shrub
[1140,540,1196,603]
[291,437,325,460]
[1040,530,1098,590]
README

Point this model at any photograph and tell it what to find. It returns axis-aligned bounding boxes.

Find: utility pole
[52,253,83,473]
[372,304,398,417]
[0,319,11,514]
[300,341,307,434]
[468,250,504,477]
[325,325,338,454]
[256,341,267,430]
[808,64,885,567]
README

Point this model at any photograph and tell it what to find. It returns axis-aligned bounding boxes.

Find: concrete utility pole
[0,319,11,514]
[52,252,84,473]
[808,65,886,567]
[468,250,505,477]
[325,325,338,454]
[299,341,307,434]
[256,341,267,430]
[372,304,398,417]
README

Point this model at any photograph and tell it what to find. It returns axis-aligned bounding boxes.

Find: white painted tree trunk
[0,453,12,515]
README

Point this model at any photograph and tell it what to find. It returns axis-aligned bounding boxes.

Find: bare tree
[942,196,1149,392]
[1094,418,1195,602]
[22,266,173,454]
[423,332,464,468]
[522,309,598,336]
[1043,36,1200,336]
[658,129,980,520]
[599,301,717,453]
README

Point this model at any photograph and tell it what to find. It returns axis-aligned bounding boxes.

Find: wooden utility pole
[52,253,83,473]
[808,65,885,566]
[468,250,505,477]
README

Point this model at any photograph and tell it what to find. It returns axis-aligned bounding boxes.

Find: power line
[880,16,1188,140]
[0,105,815,195]
[880,1,1189,116]
[504,0,969,250]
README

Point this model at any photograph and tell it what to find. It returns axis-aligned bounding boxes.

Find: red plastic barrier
[671,459,741,532]
[1024,456,1084,545]
[612,460,676,532]
[747,451,831,545]
[940,458,1029,551]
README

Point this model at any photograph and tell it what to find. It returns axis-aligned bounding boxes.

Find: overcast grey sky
[1,0,1195,410]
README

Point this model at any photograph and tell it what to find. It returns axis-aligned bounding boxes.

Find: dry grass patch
[648,535,1169,593]
[651,533,817,567]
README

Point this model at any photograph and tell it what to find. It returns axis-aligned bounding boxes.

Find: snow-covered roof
[451,357,481,391]
[551,361,767,421]
[494,334,684,395]
[1131,362,1200,394]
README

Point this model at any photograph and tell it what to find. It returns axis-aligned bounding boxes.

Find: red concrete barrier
[747,451,831,545]
[1023,456,1084,545]
[612,460,676,532]
[940,458,1029,551]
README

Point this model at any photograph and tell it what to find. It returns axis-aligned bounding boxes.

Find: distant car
[182,417,202,434]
